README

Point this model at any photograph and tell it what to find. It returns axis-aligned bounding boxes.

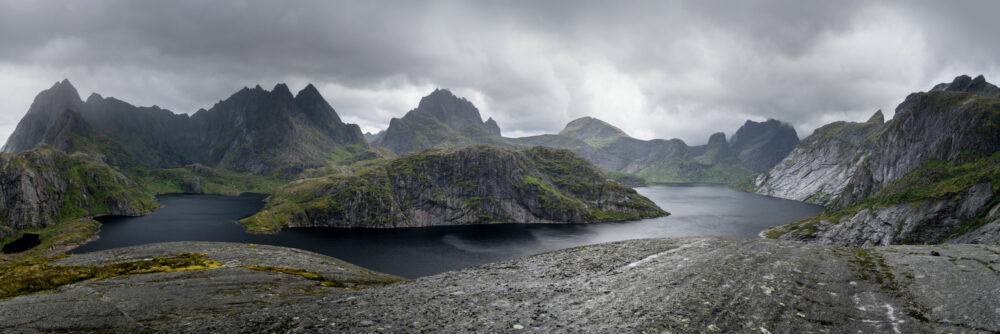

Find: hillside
[240,146,667,232]
[0,146,157,242]
[750,75,1000,246]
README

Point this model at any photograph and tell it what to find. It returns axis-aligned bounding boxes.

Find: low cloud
[1,0,998,144]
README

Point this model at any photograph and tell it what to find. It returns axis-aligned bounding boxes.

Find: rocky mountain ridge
[748,75,1000,246]
[240,145,667,232]
[4,80,371,175]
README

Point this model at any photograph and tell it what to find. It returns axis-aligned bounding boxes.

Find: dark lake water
[72,184,822,278]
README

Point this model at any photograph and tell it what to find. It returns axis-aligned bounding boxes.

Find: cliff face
[0,146,157,240]
[373,89,511,154]
[757,75,1000,246]
[3,81,371,175]
[728,119,800,172]
[742,111,884,206]
[240,146,667,232]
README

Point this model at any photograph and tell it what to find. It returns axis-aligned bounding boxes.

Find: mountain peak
[867,110,884,124]
[559,117,629,147]
[415,88,485,130]
[707,132,727,146]
[484,117,501,137]
[272,83,292,99]
[931,74,1000,97]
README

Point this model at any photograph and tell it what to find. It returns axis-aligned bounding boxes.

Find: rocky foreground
[1,238,997,333]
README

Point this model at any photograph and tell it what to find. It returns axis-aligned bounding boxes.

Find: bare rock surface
[4,238,996,333]
[0,242,402,333]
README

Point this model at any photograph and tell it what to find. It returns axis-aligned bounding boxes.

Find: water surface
[73,184,822,278]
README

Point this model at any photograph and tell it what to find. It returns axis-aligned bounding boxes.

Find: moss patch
[0,253,221,300]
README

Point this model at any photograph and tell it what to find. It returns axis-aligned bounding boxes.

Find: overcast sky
[1,1,999,144]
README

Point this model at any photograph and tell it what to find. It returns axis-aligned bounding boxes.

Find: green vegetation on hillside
[0,218,101,265]
[241,146,666,233]
[0,253,221,300]
[764,151,1000,240]
[133,165,290,196]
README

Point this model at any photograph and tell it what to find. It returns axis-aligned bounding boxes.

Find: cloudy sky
[1,1,998,144]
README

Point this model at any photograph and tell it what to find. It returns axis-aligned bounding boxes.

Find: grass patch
[0,253,221,300]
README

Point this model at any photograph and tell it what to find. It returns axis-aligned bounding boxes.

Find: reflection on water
[73,184,822,278]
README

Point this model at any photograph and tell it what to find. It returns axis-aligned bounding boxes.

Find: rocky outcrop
[3,80,372,175]
[728,119,799,172]
[240,145,667,232]
[4,238,996,332]
[755,75,1000,246]
[742,110,885,206]
[0,242,402,332]
[0,146,157,240]
[765,182,1000,246]
[373,89,511,154]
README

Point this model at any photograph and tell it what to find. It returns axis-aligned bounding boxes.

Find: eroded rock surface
[0,242,402,333]
[5,238,995,333]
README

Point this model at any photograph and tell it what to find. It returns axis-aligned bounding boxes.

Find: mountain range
[4,80,372,176]
[367,88,799,183]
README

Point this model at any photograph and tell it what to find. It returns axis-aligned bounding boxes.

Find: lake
[72,184,822,278]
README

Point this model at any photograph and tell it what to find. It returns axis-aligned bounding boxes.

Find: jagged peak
[272,83,292,97]
[866,110,884,124]
[484,117,502,137]
[930,74,1000,97]
[295,83,324,101]
[85,93,104,103]
[707,132,727,146]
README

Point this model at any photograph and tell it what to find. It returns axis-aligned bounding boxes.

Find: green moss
[0,253,221,300]
[133,165,290,196]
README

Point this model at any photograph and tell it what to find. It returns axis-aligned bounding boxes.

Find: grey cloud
[1,0,999,145]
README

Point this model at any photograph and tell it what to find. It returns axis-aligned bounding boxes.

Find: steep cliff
[757,75,1000,246]
[0,146,157,240]
[240,146,667,232]
[739,111,885,206]
[728,119,800,172]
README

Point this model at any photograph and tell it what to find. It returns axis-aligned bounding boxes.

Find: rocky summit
[2,238,996,333]
[240,145,667,232]
[372,89,512,154]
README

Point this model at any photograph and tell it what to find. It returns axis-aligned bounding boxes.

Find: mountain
[3,81,371,175]
[728,119,799,172]
[751,75,1000,245]
[514,117,798,183]
[2,80,85,154]
[240,145,667,232]
[0,146,157,240]
[738,111,885,206]
[372,89,511,154]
